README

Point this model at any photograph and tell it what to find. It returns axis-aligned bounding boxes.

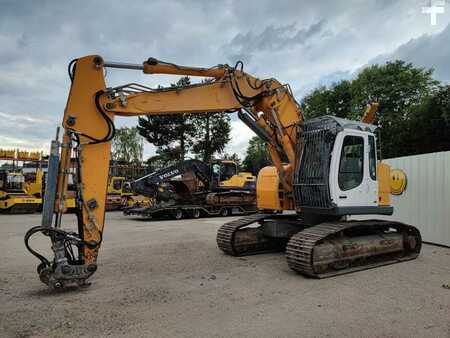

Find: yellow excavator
[24,56,421,288]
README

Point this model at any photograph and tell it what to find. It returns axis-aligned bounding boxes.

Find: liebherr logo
[422,0,446,25]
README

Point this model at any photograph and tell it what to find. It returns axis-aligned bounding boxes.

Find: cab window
[338,135,364,191]
[368,136,377,180]
[113,179,123,190]
[220,163,237,181]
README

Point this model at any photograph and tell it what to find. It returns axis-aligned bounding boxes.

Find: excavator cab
[211,160,237,184]
[0,171,26,192]
[294,116,393,217]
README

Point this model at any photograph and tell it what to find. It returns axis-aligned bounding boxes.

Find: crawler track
[216,213,292,256]
[286,220,421,278]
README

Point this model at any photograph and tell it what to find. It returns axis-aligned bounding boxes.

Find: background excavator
[124,158,256,219]
[24,55,421,289]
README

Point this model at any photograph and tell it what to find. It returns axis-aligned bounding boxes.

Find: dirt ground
[0,212,449,338]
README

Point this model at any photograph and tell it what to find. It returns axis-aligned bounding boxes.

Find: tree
[137,77,197,164]
[302,80,352,119]
[242,136,271,174]
[192,112,231,162]
[301,60,441,158]
[351,60,439,158]
[145,147,182,171]
[406,85,450,156]
[138,76,232,166]
[111,126,143,164]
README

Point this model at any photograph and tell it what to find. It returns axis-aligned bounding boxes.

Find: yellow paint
[219,172,255,188]
[377,162,391,206]
[257,166,281,210]
[0,171,42,212]
[25,169,44,197]
[361,102,379,124]
[0,195,41,210]
[390,169,407,195]
[107,176,131,196]
[60,55,111,263]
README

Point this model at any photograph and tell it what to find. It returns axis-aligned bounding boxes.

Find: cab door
[330,130,376,207]
[366,135,379,206]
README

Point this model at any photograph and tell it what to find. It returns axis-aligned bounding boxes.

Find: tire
[173,209,183,220]
[220,208,229,217]
[192,209,201,219]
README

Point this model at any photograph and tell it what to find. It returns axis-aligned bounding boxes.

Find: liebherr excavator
[25,55,421,288]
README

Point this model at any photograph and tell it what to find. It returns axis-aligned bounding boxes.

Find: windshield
[220,163,237,181]
[6,174,25,190]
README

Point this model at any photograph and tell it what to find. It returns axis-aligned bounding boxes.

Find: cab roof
[307,115,377,133]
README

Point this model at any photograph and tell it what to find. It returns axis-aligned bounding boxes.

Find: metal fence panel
[355,151,450,246]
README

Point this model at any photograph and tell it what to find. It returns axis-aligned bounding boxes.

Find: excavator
[24,55,421,289]
[124,158,256,219]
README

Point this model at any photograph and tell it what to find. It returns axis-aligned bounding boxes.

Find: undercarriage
[217,213,421,278]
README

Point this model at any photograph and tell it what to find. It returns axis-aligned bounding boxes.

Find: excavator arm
[132,159,212,197]
[25,55,304,288]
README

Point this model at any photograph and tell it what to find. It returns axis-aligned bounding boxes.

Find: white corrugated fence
[356,151,450,246]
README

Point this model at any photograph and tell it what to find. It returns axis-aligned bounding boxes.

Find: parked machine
[124,159,256,219]
[105,176,131,211]
[24,55,421,289]
[0,170,41,213]
[24,169,76,212]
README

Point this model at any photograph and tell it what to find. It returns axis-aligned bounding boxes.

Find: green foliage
[138,76,231,166]
[242,136,271,174]
[302,80,352,119]
[112,126,143,164]
[145,147,182,171]
[193,112,231,162]
[302,60,445,158]
[137,77,196,164]
[406,85,450,156]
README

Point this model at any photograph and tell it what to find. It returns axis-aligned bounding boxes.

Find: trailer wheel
[173,209,183,220]
[220,208,229,217]
[192,209,201,219]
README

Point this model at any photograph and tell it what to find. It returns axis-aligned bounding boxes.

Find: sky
[0,0,449,159]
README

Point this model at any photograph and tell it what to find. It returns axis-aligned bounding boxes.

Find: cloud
[224,20,327,63]
[225,118,256,159]
[0,0,449,159]
[368,23,450,83]
[0,112,55,151]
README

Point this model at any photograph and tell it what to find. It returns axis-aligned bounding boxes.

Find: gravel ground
[0,212,449,338]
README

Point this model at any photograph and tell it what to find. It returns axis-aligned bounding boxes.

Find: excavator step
[286,220,422,278]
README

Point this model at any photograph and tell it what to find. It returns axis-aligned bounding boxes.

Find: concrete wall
[357,151,450,246]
